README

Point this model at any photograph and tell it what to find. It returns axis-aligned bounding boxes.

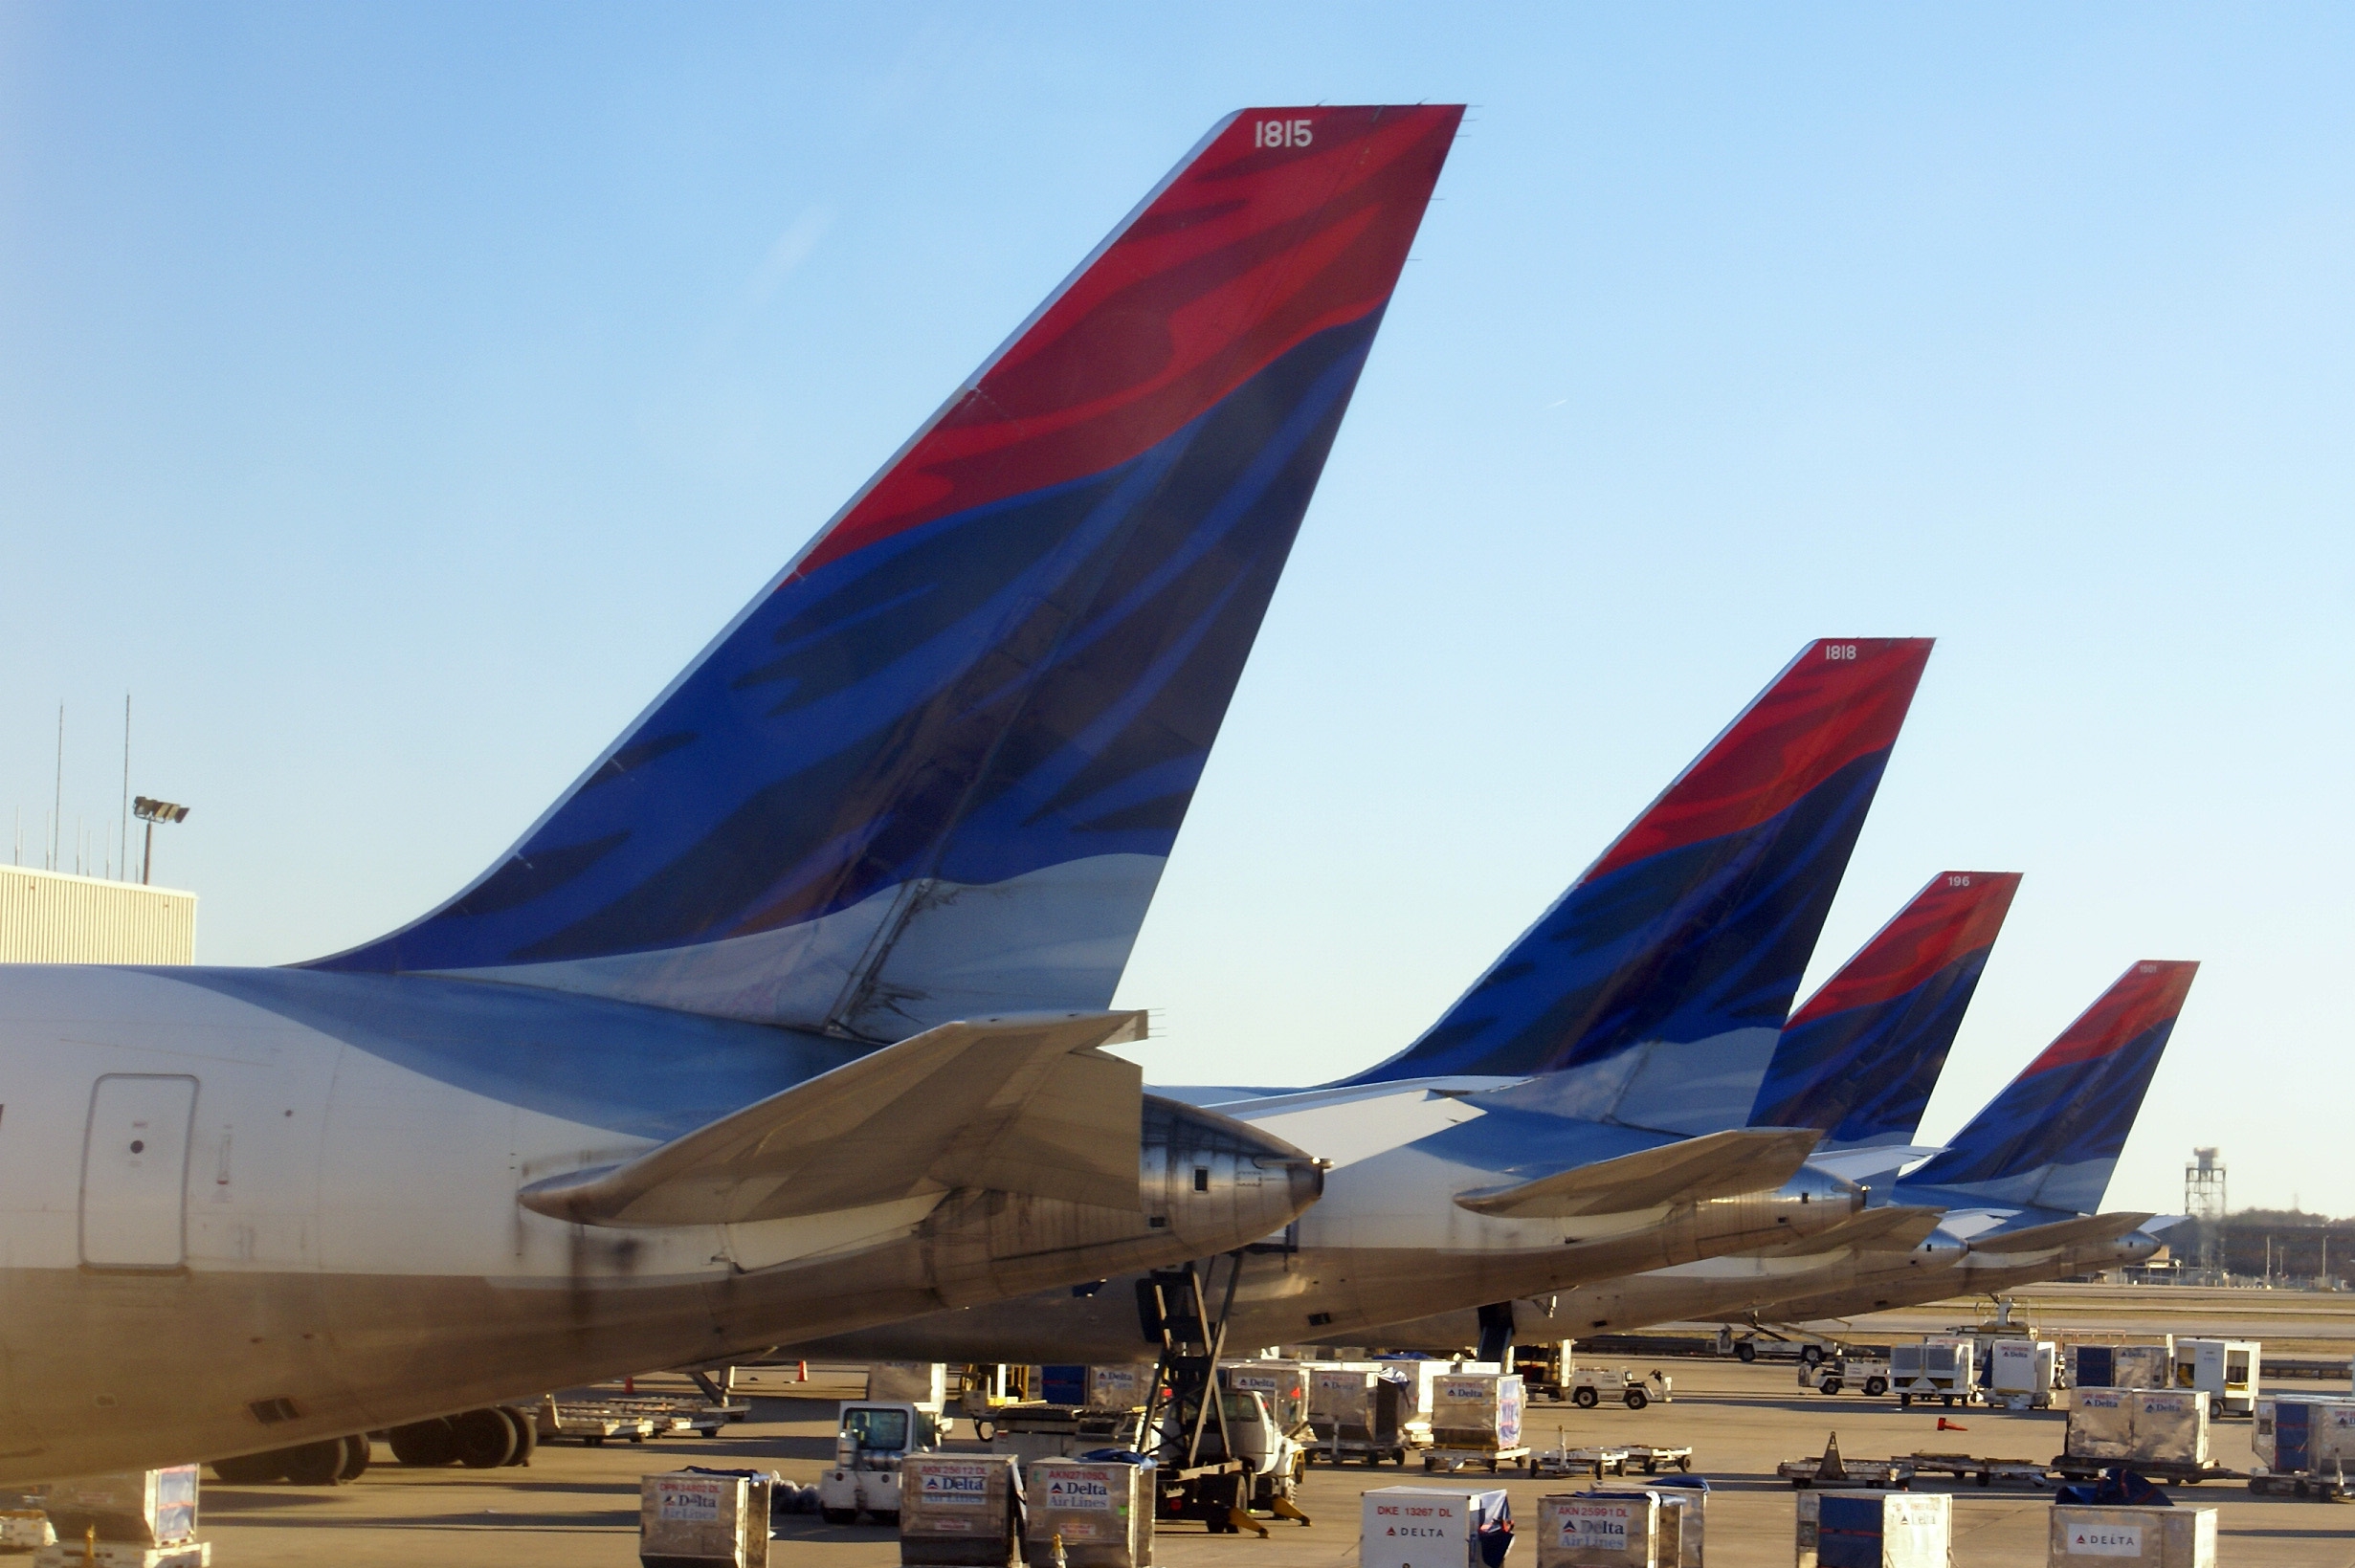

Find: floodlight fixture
[132,796,189,885]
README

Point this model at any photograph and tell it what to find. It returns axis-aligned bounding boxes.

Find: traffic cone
[798,1360,809,1382]
[1937,1417,1967,1432]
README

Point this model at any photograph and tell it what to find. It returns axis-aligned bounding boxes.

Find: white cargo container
[1989,1339,2058,1406]
[1380,1359,1501,1445]
[1427,1373,1525,1456]
[1361,1487,1511,1568]
[640,1471,769,1568]
[37,1469,200,1553]
[1890,1337,1974,1406]
[0,866,195,964]
[899,1455,1020,1568]
[2169,1339,2258,1418]
[1026,1459,1150,1568]
[1794,1491,1948,1568]
[1536,1490,1698,1568]
[2049,1504,2215,1567]
[2254,1394,2355,1472]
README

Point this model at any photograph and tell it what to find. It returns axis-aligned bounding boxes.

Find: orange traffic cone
[798,1360,809,1382]
[1936,1417,1967,1432]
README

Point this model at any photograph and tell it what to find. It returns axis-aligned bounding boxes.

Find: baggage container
[1429,1374,1525,1452]
[1223,1362,1312,1432]
[2069,1342,2173,1392]
[870,1363,951,1414]
[1889,1338,1973,1405]
[1312,1367,1409,1462]
[2049,1505,2215,1567]
[1989,1340,2058,1403]
[1537,1491,1695,1568]
[1794,1490,1947,1568]
[1381,1359,1502,1445]
[1039,1365,1159,1411]
[640,1471,769,1568]
[2169,1339,2258,1418]
[39,1469,199,1550]
[2254,1393,2355,1472]
[1026,1458,1150,1568]
[2065,1390,2208,1468]
[1360,1486,1513,1568]
[899,1455,1020,1567]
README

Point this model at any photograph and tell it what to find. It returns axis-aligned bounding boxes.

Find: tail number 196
[1256,119,1313,149]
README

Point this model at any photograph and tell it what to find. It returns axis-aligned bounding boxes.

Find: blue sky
[5,5,2350,1216]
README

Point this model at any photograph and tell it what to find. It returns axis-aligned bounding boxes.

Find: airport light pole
[133,796,189,886]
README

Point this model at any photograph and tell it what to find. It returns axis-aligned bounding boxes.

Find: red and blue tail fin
[307,107,1463,1037]
[1350,638,1932,1137]
[1904,960,2198,1213]
[1746,871,2021,1148]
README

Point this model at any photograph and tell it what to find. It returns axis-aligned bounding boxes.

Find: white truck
[817,1401,943,1524]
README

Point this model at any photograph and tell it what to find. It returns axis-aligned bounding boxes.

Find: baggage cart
[541,1394,659,1446]
[1779,1432,1914,1491]
[1794,1490,1947,1568]
[1533,1447,1631,1480]
[1901,1451,2054,1490]
[2050,1504,2216,1566]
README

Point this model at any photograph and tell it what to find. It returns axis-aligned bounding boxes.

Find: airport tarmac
[192,1359,2355,1568]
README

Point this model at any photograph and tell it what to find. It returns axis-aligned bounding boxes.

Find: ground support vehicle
[1564,1367,1672,1410]
[1717,1325,1844,1365]
[1892,1337,1981,1409]
[1133,1264,1309,1533]
[816,1401,941,1524]
[1799,1357,1892,1398]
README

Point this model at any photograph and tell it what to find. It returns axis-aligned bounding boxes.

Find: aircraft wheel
[1734,1341,1757,1363]
[211,1452,285,1485]
[336,1434,371,1482]
[1624,1389,1649,1411]
[1572,1387,1600,1409]
[452,1406,519,1469]
[279,1440,351,1486]
[389,1419,458,1467]
[499,1406,538,1467]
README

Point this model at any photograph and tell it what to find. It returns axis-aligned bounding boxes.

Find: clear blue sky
[5,5,2350,1217]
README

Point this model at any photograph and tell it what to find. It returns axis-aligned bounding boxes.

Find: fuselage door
[80,1075,199,1269]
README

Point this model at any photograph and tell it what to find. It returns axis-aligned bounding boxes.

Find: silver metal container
[2049,1505,2215,1567]
[2130,1391,2209,1468]
[899,1454,1020,1567]
[1428,1373,1525,1452]
[1794,1491,1948,1568]
[2066,1390,2137,1462]
[640,1472,769,1568]
[1537,1491,1675,1568]
[1025,1458,1151,1568]
[38,1468,198,1549]
[2254,1393,2355,1471]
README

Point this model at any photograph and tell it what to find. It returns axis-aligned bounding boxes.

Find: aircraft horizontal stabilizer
[1805,1145,1946,1182]
[1774,1204,1947,1257]
[1452,1127,1820,1219]
[519,1011,1147,1227]
[1968,1211,2154,1257]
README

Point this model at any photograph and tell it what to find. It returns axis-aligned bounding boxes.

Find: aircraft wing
[1967,1211,2155,1256]
[1452,1127,1820,1219]
[519,1011,1147,1227]
[1773,1204,1947,1257]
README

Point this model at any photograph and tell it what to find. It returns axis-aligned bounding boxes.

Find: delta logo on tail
[307,106,1463,1040]
[1903,959,2199,1214]
[1347,638,1932,1137]
[1747,870,2021,1150]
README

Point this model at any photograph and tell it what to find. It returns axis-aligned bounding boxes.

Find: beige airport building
[0,864,195,964]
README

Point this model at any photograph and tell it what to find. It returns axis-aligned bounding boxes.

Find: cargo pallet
[537,1400,656,1446]
[1779,1432,1912,1490]
[2248,1469,2355,1502]
[1902,1451,2055,1490]
[1308,1437,1408,1468]
[2050,1455,2242,1486]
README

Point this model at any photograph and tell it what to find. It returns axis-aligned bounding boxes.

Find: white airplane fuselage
[0,967,1314,1482]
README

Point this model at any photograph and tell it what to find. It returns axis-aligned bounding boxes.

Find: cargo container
[640,1471,770,1568]
[1360,1487,1512,1568]
[898,1454,1021,1568]
[2048,1504,2215,1567]
[1794,1490,1947,1568]
[870,1364,951,1415]
[1988,1340,2058,1408]
[2065,1389,2209,1469]
[1423,1374,1526,1471]
[2068,1342,2174,1392]
[1889,1338,1974,1407]
[1381,1359,1503,1447]
[1309,1366,1409,1466]
[1026,1458,1151,1568]
[38,1469,199,1553]
[1536,1490,1698,1568]
[2254,1394,2355,1473]
[2169,1339,2258,1418]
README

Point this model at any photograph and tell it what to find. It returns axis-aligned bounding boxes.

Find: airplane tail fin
[1746,871,2021,1149]
[1905,960,2198,1213]
[1351,638,1933,1137]
[306,107,1463,1038]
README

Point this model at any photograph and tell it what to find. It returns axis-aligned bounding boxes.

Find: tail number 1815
[1255,120,1313,149]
